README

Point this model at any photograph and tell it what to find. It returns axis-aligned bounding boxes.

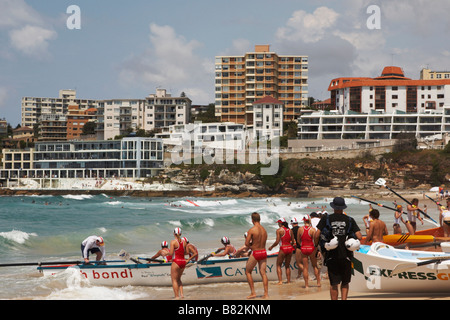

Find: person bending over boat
[150,241,172,263]
[81,236,105,264]
[245,212,269,299]
[212,236,236,258]
[365,209,388,243]
[168,227,187,299]
[268,217,295,284]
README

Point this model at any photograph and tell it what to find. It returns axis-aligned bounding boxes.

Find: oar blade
[391,262,417,276]
[375,178,386,186]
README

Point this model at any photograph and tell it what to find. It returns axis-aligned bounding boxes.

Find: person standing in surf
[168,227,187,299]
[268,217,295,284]
[245,212,269,299]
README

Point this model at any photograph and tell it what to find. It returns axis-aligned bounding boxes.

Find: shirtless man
[245,212,269,299]
[365,209,388,243]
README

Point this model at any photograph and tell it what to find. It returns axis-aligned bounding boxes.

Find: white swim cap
[173,227,182,235]
[161,241,168,248]
[221,236,230,244]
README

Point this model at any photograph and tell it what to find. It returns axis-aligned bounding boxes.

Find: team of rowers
[79,195,450,300]
[141,211,324,299]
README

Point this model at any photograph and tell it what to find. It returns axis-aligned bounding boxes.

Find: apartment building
[329,66,450,114]
[143,89,191,132]
[298,66,450,140]
[97,99,145,140]
[298,108,450,140]
[96,89,191,140]
[156,122,246,151]
[21,90,99,128]
[252,96,284,140]
[66,105,98,140]
[420,68,450,80]
[215,45,308,125]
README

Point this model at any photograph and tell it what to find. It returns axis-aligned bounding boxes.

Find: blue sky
[1,0,450,126]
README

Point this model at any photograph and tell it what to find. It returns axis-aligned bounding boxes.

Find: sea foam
[0,230,37,244]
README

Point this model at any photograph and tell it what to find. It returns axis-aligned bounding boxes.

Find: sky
[1,0,450,126]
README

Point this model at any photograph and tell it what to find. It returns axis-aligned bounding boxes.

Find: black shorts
[81,244,100,258]
[326,258,352,286]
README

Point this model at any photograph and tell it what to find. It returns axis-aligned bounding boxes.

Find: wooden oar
[119,250,166,264]
[138,257,167,263]
[375,178,438,225]
[0,261,83,268]
[186,249,222,269]
[391,256,450,276]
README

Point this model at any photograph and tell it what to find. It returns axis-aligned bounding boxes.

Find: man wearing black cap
[314,197,362,300]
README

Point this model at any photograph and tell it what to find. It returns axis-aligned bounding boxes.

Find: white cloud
[276,7,339,43]
[119,23,214,104]
[9,25,57,57]
[0,0,42,28]
[0,0,57,58]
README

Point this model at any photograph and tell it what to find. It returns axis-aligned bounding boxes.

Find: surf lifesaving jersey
[173,238,186,268]
[300,226,315,256]
[280,227,294,254]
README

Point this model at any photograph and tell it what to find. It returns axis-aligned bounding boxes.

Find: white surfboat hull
[38,254,298,287]
[352,243,450,293]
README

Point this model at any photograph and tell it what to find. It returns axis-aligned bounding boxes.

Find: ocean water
[0,194,437,300]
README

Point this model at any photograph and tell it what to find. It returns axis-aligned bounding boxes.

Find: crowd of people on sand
[79,194,450,300]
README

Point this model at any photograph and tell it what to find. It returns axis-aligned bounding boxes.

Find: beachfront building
[156,122,246,151]
[252,96,284,140]
[0,137,164,185]
[298,109,450,140]
[298,66,450,140]
[21,90,99,128]
[215,45,308,125]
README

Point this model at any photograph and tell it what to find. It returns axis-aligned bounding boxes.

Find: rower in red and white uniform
[212,236,237,258]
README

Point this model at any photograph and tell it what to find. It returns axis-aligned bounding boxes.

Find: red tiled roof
[253,96,284,105]
[328,66,450,91]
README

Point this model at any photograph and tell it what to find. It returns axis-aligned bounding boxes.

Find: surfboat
[351,242,450,293]
[38,253,296,287]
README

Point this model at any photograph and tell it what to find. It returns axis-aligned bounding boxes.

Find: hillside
[162,149,450,197]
